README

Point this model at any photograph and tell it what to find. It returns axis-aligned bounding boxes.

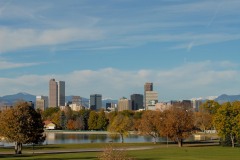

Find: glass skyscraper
[90,94,102,110]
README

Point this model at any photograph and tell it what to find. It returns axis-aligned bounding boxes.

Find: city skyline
[0,1,240,101]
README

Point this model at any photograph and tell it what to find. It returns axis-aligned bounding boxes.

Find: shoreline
[44,130,110,134]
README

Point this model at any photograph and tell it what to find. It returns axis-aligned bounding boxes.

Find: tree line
[41,100,240,148]
[1,100,240,154]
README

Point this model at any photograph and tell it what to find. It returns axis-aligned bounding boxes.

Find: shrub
[98,144,135,160]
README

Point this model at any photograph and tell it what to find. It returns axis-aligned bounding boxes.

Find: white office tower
[145,91,158,110]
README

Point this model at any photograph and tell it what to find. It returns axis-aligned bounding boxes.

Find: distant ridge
[214,94,240,104]
[0,93,118,108]
[0,92,36,105]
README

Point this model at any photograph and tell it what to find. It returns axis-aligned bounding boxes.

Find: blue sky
[0,0,240,101]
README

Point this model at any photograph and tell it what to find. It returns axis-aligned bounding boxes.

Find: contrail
[207,1,224,27]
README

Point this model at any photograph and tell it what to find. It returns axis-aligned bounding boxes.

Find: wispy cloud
[118,33,240,50]
[0,0,239,53]
[172,33,240,50]
[0,58,42,70]
[0,27,104,53]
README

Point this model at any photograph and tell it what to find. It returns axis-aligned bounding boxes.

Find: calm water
[44,132,163,144]
[1,132,198,146]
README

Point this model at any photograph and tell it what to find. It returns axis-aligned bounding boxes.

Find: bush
[219,135,233,147]
[98,144,135,160]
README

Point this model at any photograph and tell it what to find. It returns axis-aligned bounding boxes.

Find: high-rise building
[118,97,132,112]
[49,78,65,107]
[49,79,58,107]
[36,96,48,111]
[131,94,143,110]
[90,94,102,110]
[58,81,65,106]
[144,82,153,108]
[145,91,158,110]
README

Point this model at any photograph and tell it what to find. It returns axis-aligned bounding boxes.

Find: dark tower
[131,94,143,110]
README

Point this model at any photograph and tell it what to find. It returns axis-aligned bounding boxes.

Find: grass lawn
[1,143,240,160]
[129,146,240,160]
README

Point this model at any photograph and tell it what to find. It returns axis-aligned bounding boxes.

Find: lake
[1,131,208,146]
[44,131,162,144]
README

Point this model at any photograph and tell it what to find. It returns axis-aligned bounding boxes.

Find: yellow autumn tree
[213,101,240,148]
[108,114,133,143]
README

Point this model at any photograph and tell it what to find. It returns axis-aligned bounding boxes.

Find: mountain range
[0,92,240,107]
[0,92,118,107]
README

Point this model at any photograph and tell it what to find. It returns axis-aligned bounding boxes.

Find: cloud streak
[0,1,239,53]
[0,27,104,53]
[0,59,42,70]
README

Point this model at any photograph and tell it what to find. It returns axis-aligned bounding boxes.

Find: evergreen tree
[60,111,67,129]
[88,111,99,130]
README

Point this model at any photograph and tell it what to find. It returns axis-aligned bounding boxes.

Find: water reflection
[44,132,154,144]
[1,132,211,146]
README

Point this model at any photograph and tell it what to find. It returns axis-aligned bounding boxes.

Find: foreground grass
[129,146,240,160]
[1,143,240,160]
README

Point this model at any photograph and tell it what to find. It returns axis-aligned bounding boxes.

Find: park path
[1,142,219,155]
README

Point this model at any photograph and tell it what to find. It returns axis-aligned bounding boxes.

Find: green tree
[88,111,99,130]
[60,111,67,129]
[79,109,90,130]
[42,107,60,120]
[161,106,195,147]
[97,110,109,130]
[213,101,240,148]
[0,102,45,154]
[200,100,220,115]
[51,110,61,128]
[107,111,118,124]
[108,114,133,143]
[119,110,134,117]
